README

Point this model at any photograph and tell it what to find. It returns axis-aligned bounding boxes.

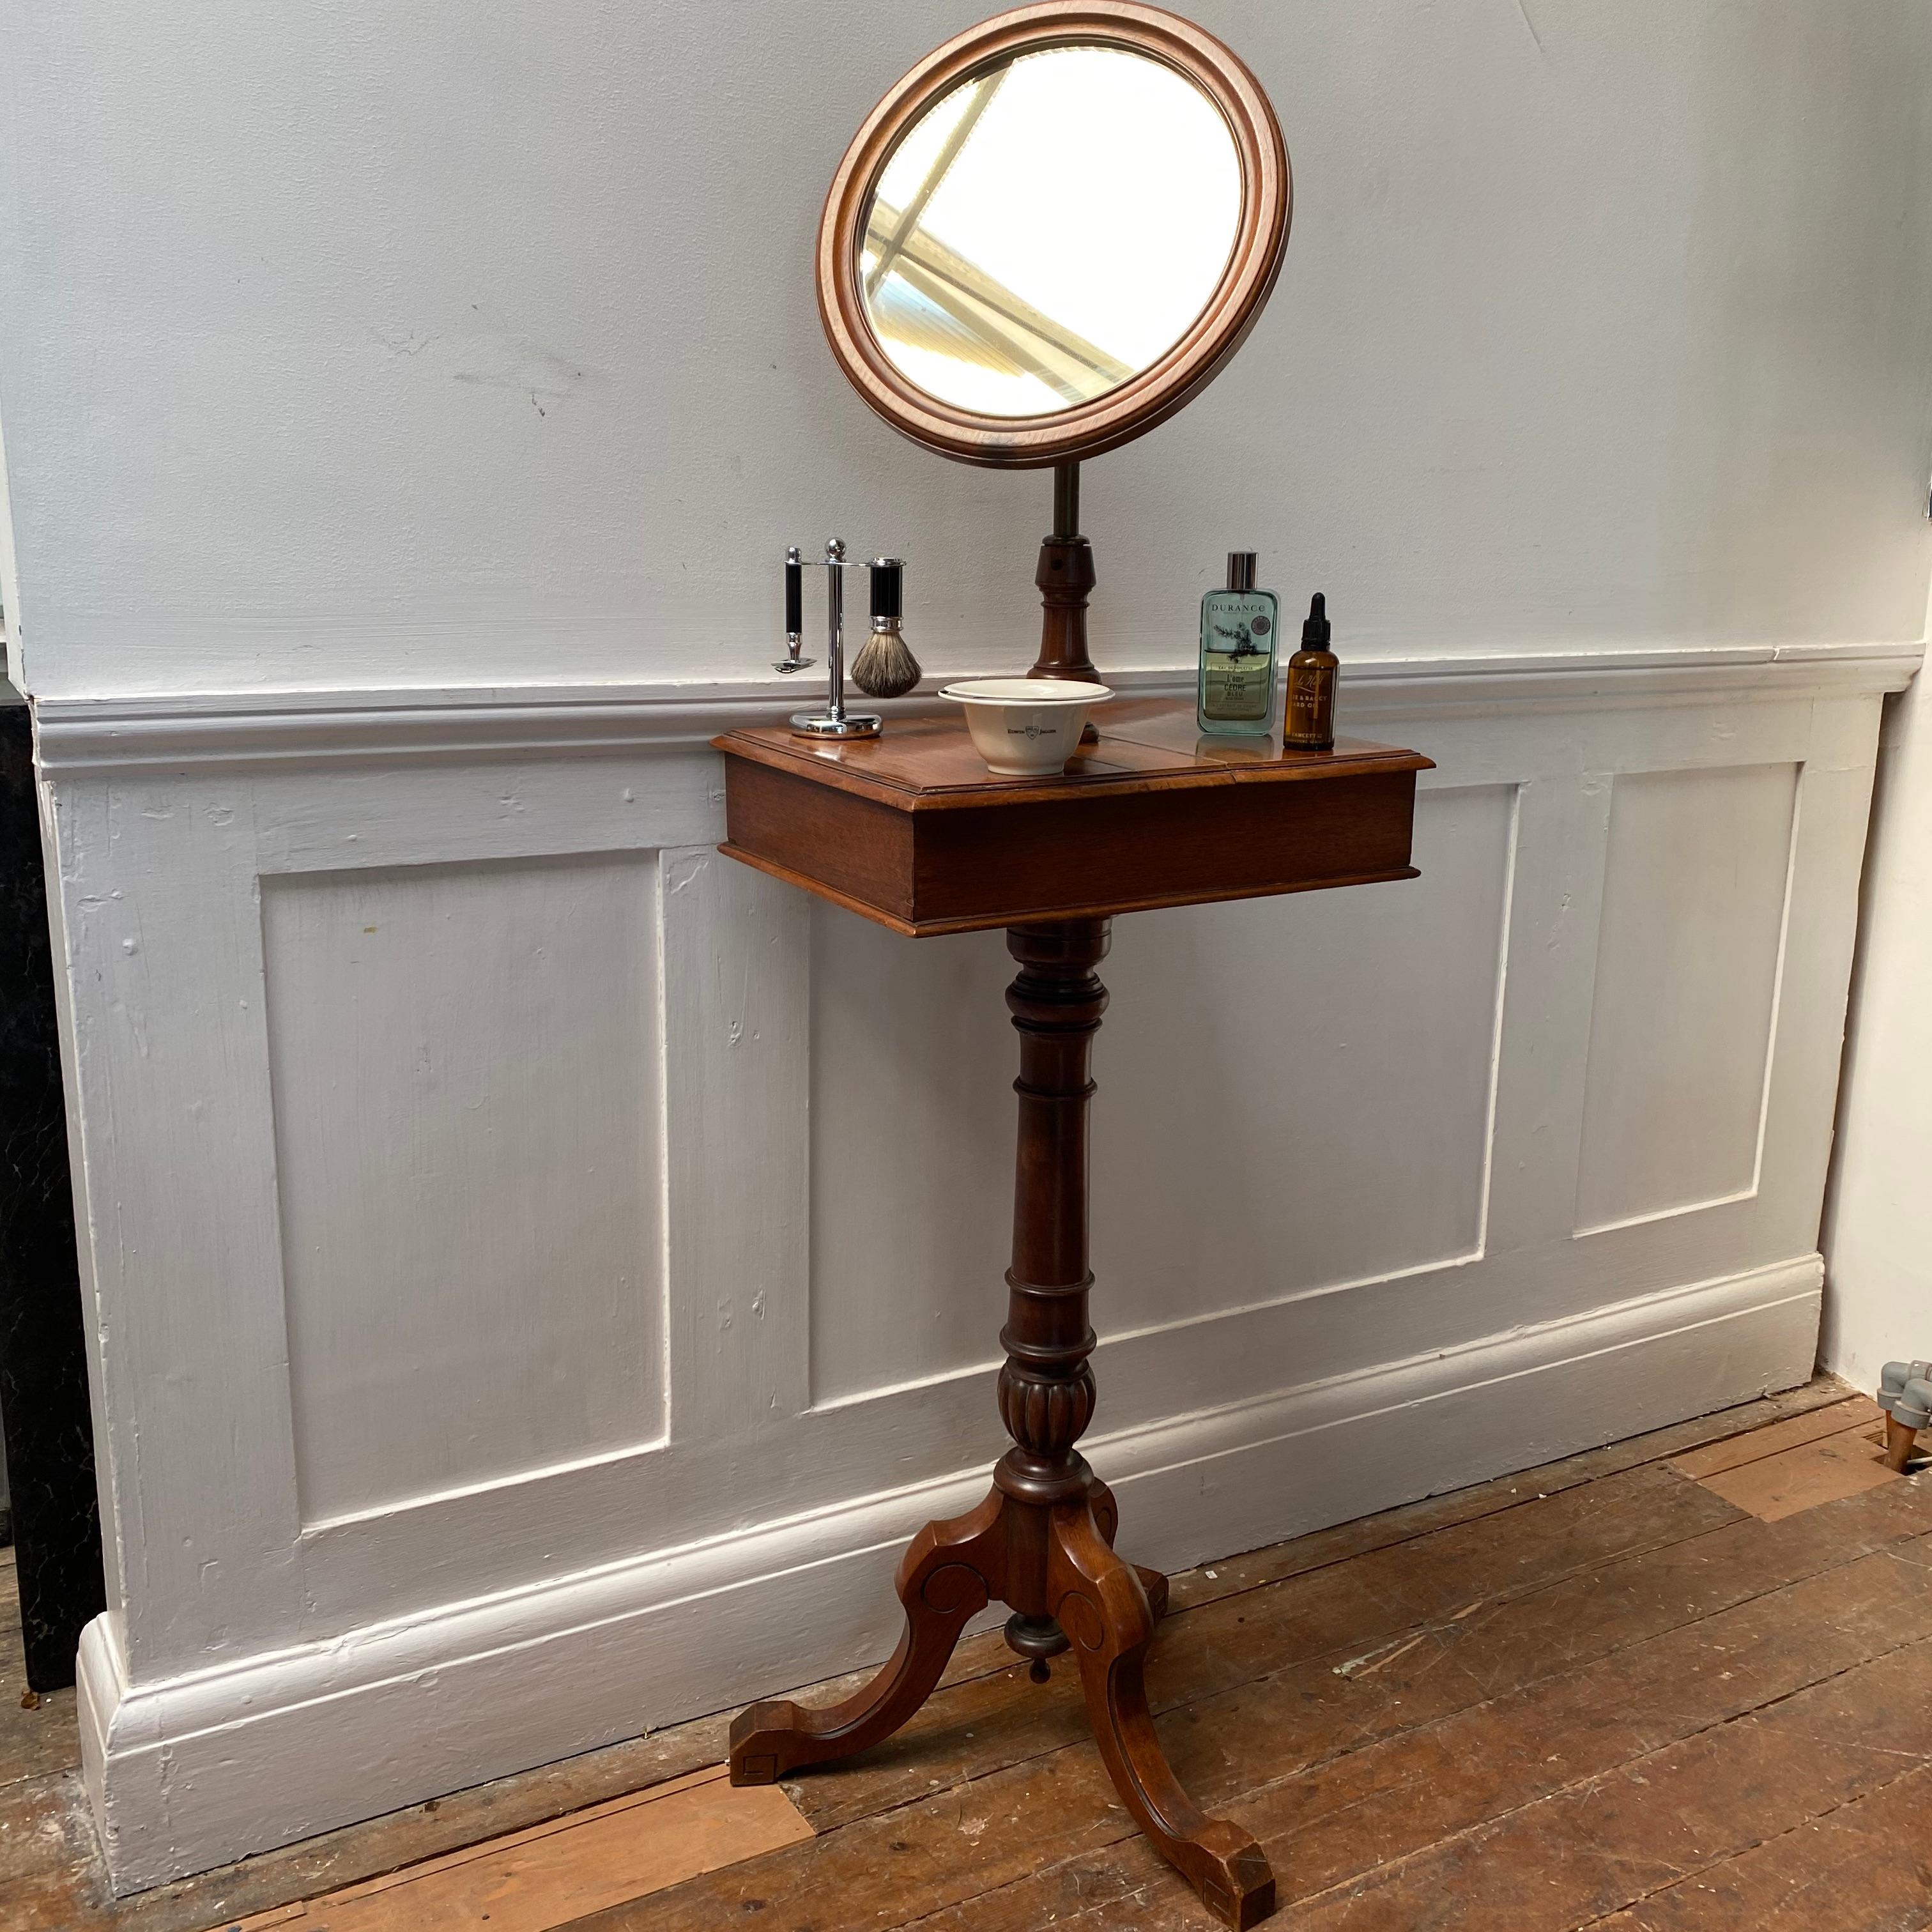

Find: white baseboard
[81,1253,1820,1894]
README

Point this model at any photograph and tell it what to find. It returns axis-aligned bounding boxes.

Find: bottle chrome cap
[1226,551,1257,592]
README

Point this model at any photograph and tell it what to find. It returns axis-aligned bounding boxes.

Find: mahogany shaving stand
[714,702,1431,1928]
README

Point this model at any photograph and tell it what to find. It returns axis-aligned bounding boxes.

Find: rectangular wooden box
[714,698,1431,936]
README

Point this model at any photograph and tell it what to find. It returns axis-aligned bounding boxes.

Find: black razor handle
[785,555,803,636]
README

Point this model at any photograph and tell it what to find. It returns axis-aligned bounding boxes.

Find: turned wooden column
[1031,536,1099,684]
[997,920,1108,1667]
[1031,463,1101,735]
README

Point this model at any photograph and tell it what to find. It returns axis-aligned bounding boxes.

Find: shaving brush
[850,558,921,699]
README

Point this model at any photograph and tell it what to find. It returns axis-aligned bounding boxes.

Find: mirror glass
[859,45,1243,419]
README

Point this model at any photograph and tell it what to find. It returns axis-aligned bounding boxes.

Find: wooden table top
[712,699,1433,937]
[714,698,1432,813]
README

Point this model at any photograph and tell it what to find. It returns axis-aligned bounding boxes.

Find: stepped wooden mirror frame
[816,0,1292,689]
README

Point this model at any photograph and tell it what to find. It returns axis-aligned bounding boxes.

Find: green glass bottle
[1197,551,1278,735]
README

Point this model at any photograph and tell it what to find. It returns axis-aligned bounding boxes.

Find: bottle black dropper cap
[1301,592,1331,650]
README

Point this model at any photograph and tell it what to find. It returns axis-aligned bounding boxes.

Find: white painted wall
[1823,576,1932,1391]
[1,1,1929,696]
[2,0,1931,1896]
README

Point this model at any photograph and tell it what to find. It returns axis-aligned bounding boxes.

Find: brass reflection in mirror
[859,47,1242,420]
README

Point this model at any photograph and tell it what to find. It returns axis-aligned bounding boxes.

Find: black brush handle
[785,555,802,635]
[870,558,903,621]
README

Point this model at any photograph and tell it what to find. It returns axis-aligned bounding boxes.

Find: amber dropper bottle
[1283,592,1338,751]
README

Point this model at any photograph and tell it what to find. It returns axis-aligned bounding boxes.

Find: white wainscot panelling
[808,785,1515,1400]
[1574,763,1798,1233]
[31,647,1910,1894]
[808,910,1013,1404]
[262,854,664,1526]
[1096,783,1516,1332]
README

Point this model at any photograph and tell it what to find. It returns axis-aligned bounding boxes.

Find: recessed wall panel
[809,785,1516,1399]
[1094,783,1516,1332]
[808,910,1013,1404]
[264,854,663,1524]
[1574,763,1798,1231]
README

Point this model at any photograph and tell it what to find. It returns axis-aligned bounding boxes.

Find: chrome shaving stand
[778,538,882,742]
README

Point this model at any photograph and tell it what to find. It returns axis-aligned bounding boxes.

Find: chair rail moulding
[29,638,1920,772]
[31,637,1915,1890]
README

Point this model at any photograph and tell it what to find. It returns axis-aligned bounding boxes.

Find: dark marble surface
[0,702,103,1690]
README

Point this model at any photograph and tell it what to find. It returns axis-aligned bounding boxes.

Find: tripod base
[728,1459,1274,1929]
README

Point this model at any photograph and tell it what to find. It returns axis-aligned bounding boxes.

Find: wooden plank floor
[5,1377,1927,1932]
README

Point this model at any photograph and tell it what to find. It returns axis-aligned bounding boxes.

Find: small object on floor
[1877,1360,1932,1472]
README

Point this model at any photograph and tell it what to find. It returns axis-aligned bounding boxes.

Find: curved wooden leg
[1051,1499,1273,1929]
[1087,1475,1169,1626]
[730,1487,1008,1785]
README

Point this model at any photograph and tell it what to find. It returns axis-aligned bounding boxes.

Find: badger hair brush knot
[851,558,921,700]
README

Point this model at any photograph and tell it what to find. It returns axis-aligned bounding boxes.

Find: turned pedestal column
[730,918,1275,1929]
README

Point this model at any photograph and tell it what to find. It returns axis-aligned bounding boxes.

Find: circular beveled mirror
[819,3,1290,468]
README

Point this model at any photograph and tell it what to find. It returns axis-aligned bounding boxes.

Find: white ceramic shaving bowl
[939,678,1114,776]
